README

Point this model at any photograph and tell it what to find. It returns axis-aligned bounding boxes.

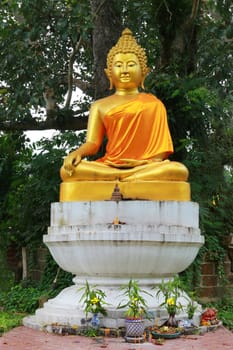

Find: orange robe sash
[96,93,174,166]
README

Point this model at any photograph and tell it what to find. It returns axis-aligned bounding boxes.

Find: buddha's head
[105,28,150,90]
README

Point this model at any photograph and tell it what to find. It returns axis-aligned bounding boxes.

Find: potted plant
[79,280,108,328]
[156,277,183,327]
[117,279,151,342]
[186,291,198,322]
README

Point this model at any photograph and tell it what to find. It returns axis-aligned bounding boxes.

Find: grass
[219,310,233,330]
[0,311,26,334]
[216,300,233,331]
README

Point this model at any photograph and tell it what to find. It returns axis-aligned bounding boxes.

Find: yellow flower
[167,297,175,306]
[91,297,99,304]
[131,297,138,305]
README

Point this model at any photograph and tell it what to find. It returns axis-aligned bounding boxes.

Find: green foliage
[181,169,233,291]
[0,253,73,315]
[0,248,14,292]
[117,279,151,319]
[0,284,41,313]
[0,312,25,333]
[156,277,183,315]
[217,298,233,330]
[0,132,29,248]
[180,248,205,295]
[1,131,82,248]
[39,253,73,295]
[0,0,93,122]
[80,327,101,337]
[186,291,198,319]
[0,131,81,288]
[0,253,74,314]
[79,281,108,317]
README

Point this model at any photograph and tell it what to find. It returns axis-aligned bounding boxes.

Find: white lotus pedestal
[24,200,204,330]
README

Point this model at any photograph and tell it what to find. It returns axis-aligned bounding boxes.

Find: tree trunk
[153,0,201,76]
[22,247,27,280]
[90,0,123,99]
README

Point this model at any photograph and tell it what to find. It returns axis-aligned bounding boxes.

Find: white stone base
[24,201,204,330]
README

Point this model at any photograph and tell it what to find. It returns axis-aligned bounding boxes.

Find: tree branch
[163,0,172,20]
[73,78,91,92]
[91,0,108,20]
[0,115,88,132]
[190,0,200,22]
[65,35,83,109]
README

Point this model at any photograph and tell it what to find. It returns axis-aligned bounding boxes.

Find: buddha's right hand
[63,150,82,176]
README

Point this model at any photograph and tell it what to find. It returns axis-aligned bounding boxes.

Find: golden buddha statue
[60,28,190,201]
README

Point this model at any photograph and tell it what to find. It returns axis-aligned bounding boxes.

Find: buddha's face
[111,53,142,90]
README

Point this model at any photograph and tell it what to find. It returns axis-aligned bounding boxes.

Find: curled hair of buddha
[105,28,150,89]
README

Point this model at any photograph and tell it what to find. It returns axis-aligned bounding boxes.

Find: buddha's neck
[115,88,139,96]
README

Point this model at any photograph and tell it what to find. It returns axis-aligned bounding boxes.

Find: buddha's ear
[104,68,113,90]
[140,68,150,90]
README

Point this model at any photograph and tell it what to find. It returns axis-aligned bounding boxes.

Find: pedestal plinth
[60,180,190,201]
[24,200,204,330]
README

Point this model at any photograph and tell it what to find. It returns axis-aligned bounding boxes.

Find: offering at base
[151,326,181,339]
[201,308,219,326]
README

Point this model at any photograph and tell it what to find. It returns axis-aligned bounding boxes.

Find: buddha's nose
[121,63,129,73]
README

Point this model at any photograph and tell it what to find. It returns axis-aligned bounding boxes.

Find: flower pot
[167,313,178,327]
[91,313,100,327]
[125,318,144,342]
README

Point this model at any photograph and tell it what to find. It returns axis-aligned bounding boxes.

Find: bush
[0,312,25,332]
[215,298,233,331]
[0,284,42,313]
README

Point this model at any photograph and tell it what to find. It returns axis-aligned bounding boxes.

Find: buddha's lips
[120,74,130,79]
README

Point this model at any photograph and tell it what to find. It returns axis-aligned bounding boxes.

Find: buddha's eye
[114,62,122,68]
[128,61,136,67]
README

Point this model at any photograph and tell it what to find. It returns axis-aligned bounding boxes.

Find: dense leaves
[1,131,84,247]
[0,129,83,286]
[0,0,92,129]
